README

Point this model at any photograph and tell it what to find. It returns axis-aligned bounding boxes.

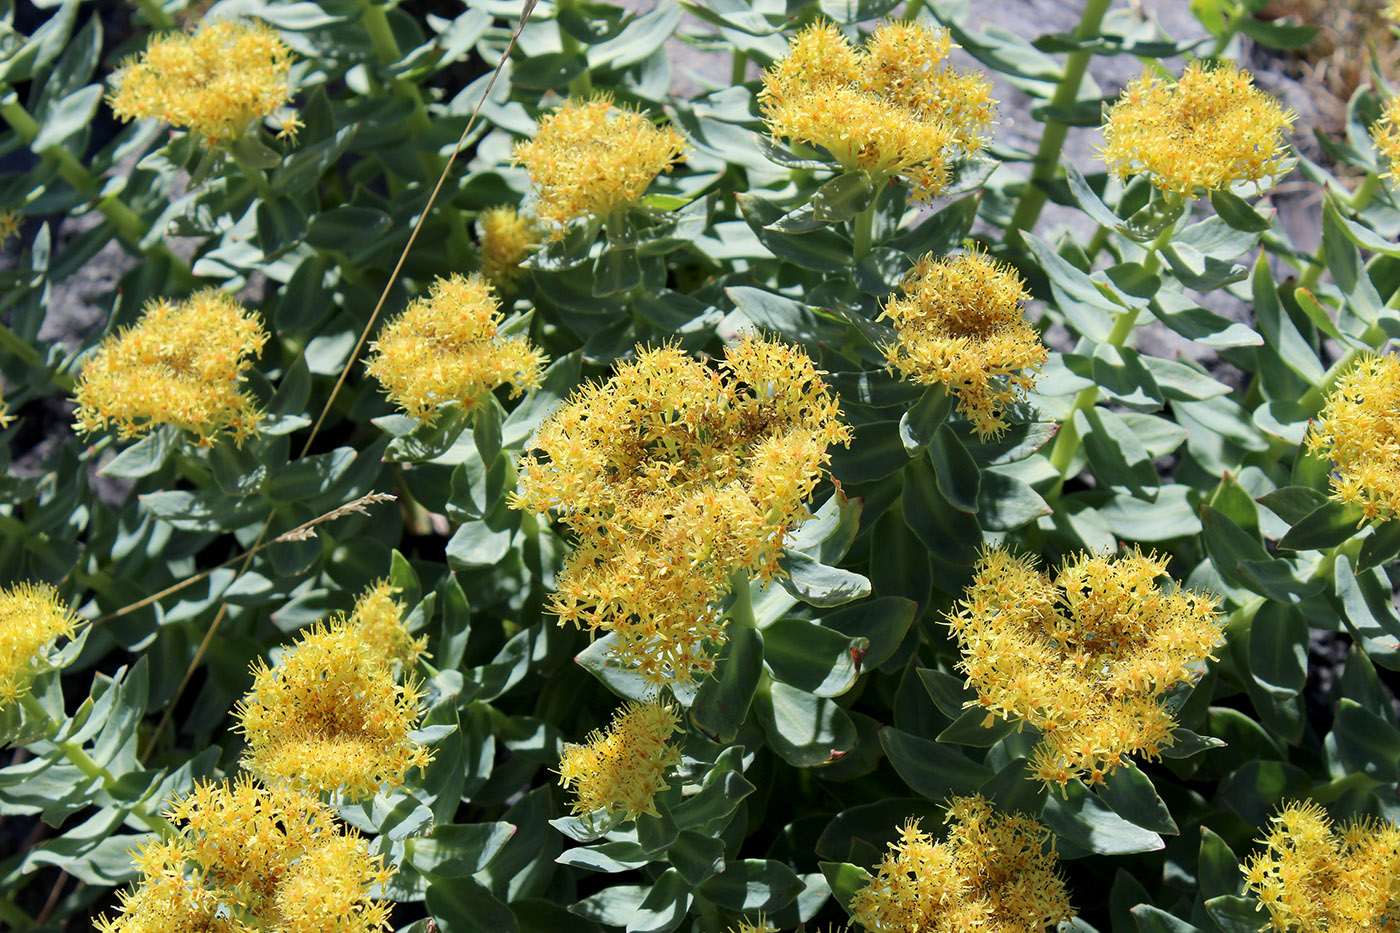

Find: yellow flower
[1371,95,1400,180]
[0,208,20,246]
[511,335,852,685]
[1387,0,1400,24]
[1100,61,1295,197]
[729,916,779,933]
[0,583,79,709]
[96,777,391,933]
[557,699,683,820]
[235,620,434,800]
[513,93,688,236]
[73,289,268,446]
[341,579,428,670]
[946,548,1223,787]
[878,248,1047,438]
[1242,799,1400,933]
[1307,354,1400,522]
[364,273,547,423]
[0,391,13,429]
[109,20,295,147]
[477,205,539,290]
[759,21,996,199]
[850,796,1074,933]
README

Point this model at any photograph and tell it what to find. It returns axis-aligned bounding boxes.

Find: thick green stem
[1044,219,1165,503]
[361,0,433,137]
[730,49,748,85]
[726,571,756,630]
[18,694,174,836]
[853,200,877,261]
[1005,0,1113,244]
[0,92,194,285]
[556,0,594,96]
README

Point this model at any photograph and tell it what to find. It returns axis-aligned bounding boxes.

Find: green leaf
[1205,895,1268,933]
[819,861,873,915]
[880,726,993,797]
[899,384,954,456]
[627,870,691,933]
[812,170,877,223]
[306,206,392,250]
[699,859,804,913]
[1332,697,1400,782]
[1042,781,1164,857]
[1132,905,1203,933]
[32,84,102,152]
[739,193,853,271]
[763,618,867,697]
[927,425,980,513]
[889,194,979,257]
[1096,762,1177,834]
[1064,161,1121,230]
[777,549,871,607]
[273,123,358,194]
[593,246,643,296]
[1197,828,1242,899]
[820,597,916,671]
[1278,499,1363,551]
[99,429,176,479]
[935,708,1016,746]
[902,456,981,565]
[426,874,519,933]
[757,681,857,768]
[667,831,725,885]
[1257,485,1329,525]
[691,625,763,744]
[673,747,755,830]
[1238,15,1317,49]
[1209,189,1274,232]
[831,421,906,483]
[976,470,1052,532]
[1077,407,1159,499]
[1359,519,1400,570]
[411,822,515,876]
[1247,602,1308,699]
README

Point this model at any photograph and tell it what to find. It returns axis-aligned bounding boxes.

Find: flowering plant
[2,2,1400,932]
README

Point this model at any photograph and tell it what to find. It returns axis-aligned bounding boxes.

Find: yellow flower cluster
[235,618,433,801]
[946,548,1223,786]
[0,391,12,429]
[511,336,852,684]
[879,248,1047,438]
[477,205,540,290]
[759,21,996,199]
[1387,0,1400,24]
[0,208,20,245]
[109,20,295,147]
[73,290,268,446]
[364,273,547,423]
[96,777,391,933]
[342,579,428,670]
[557,699,683,821]
[1243,799,1400,933]
[0,583,79,709]
[850,796,1073,933]
[1373,95,1400,179]
[1100,61,1295,197]
[1307,354,1400,522]
[513,94,687,236]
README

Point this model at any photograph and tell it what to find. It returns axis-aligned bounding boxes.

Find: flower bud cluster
[96,777,391,933]
[850,796,1073,933]
[1100,61,1295,197]
[879,248,1047,438]
[109,20,295,147]
[73,290,268,446]
[477,205,540,291]
[365,273,547,423]
[557,699,683,820]
[947,548,1223,786]
[1307,354,1400,521]
[759,21,996,199]
[1243,799,1400,933]
[512,336,851,684]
